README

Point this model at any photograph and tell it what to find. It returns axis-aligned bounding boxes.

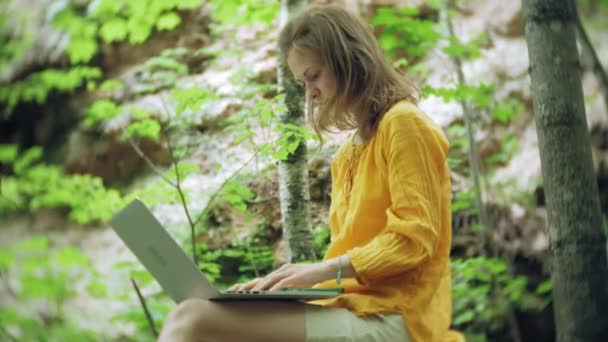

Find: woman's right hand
[228,277,263,291]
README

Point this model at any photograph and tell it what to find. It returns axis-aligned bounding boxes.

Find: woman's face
[287,48,337,106]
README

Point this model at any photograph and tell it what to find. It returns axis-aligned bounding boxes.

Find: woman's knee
[160,298,216,341]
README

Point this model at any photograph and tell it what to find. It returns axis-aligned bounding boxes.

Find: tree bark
[522,0,608,341]
[277,0,316,262]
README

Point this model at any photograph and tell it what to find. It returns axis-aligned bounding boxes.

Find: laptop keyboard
[223,290,269,294]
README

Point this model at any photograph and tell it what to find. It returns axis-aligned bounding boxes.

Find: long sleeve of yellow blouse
[348,111,444,283]
[309,101,464,342]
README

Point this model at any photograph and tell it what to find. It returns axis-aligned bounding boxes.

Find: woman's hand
[229,261,336,292]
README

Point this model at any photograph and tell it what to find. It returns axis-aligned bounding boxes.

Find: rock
[582,71,608,130]
[491,122,542,194]
[31,207,68,232]
[0,0,70,83]
[486,1,523,37]
[63,129,170,182]
[466,38,530,83]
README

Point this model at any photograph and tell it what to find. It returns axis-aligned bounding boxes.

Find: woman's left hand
[249,261,335,291]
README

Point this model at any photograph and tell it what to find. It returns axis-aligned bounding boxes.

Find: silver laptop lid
[109,199,220,302]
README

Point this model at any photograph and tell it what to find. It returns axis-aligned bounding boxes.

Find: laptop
[108,199,343,302]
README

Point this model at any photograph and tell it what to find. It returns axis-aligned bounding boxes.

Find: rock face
[63,129,171,182]
[1,0,70,83]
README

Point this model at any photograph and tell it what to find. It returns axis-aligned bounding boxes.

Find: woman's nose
[307,88,320,102]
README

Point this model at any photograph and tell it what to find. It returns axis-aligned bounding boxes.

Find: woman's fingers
[228,277,262,291]
[231,264,299,292]
[253,270,291,291]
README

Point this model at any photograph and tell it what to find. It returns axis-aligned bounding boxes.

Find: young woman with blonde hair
[158,3,463,341]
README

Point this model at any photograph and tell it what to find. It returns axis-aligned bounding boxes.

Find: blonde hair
[279,3,418,142]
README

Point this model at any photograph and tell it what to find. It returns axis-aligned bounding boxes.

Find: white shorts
[305,305,409,342]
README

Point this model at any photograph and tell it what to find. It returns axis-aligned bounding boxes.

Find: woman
[158,3,463,342]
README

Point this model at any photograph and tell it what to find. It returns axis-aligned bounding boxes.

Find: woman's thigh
[305,305,409,342]
[159,299,307,342]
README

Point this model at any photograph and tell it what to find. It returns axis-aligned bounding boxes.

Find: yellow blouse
[310,101,464,342]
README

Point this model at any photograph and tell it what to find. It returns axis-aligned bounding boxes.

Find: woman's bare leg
[158,299,307,342]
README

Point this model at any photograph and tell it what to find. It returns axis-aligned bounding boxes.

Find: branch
[574,4,608,117]
[159,95,199,265]
[444,5,521,342]
[130,278,158,338]
[192,146,266,228]
[444,2,490,247]
[126,138,176,187]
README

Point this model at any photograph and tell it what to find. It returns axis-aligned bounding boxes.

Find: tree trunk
[277,0,316,262]
[522,1,608,341]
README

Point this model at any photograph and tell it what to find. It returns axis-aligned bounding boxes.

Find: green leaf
[156,12,181,31]
[130,107,150,119]
[123,119,161,141]
[177,0,204,9]
[128,17,153,44]
[86,280,108,298]
[171,88,214,115]
[0,144,18,163]
[14,146,43,174]
[454,309,475,325]
[173,162,201,180]
[493,99,524,124]
[85,99,122,126]
[99,79,124,91]
[66,37,98,64]
[0,248,14,270]
[535,280,552,295]
[99,18,128,43]
[53,247,90,268]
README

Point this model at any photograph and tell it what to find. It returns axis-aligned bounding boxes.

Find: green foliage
[422,84,496,109]
[0,0,202,115]
[443,33,489,60]
[136,48,191,92]
[53,0,204,62]
[451,257,551,340]
[210,0,279,27]
[220,180,255,212]
[0,145,124,223]
[492,99,524,124]
[172,87,215,116]
[222,241,275,282]
[371,6,441,60]
[226,91,316,162]
[485,134,519,167]
[99,79,125,91]
[452,190,478,214]
[53,6,99,64]
[313,224,331,259]
[111,260,172,341]
[425,84,525,175]
[0,237,107,340]
[85,99,123,127]
[1,67,102,117]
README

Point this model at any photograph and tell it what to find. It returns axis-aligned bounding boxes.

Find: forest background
[1,0,607,341]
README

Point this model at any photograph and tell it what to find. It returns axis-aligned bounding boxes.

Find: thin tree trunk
[444,3,521,341]
[277,0,316,262]
[443,1,489,252]
[522,1,608,341]
[574,4,608,117]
